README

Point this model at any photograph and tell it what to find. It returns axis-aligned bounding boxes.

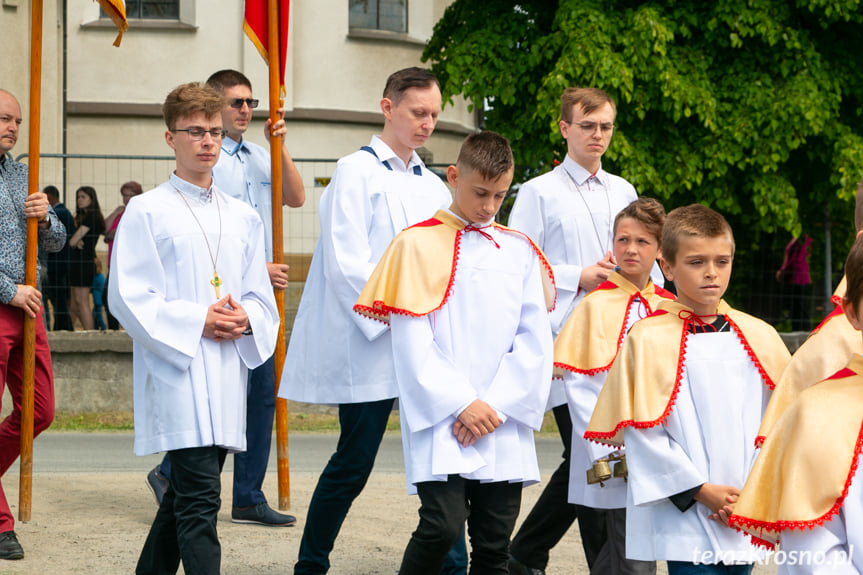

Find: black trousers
[509,404,607,570]
[590,508,655,575]
[43,274,73,331]
[400,476,522,575]
[295,398,395,574]
[136,446,227,575]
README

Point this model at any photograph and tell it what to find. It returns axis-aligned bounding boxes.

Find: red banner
[244,0,289,93]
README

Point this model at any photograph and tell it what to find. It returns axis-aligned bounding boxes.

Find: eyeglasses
[567,121,615,135]
[229,98,260,109]
[171,127,227,141]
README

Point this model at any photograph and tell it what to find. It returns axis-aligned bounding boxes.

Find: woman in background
[68,185,105,330]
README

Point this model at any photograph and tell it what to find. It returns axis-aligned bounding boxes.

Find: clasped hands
[203,294,250,341]
[452,399,502,448]
[697,483,740,528]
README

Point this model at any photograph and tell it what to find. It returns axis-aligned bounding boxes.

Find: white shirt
[279,136,452,404]
[779,466,863,574]
[213,136,276,261]
[388,219,553,492]
[508,155,661,406]
[108,174,279,456]
[624,331,771,563]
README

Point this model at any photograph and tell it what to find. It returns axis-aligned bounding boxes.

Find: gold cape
[553,271,675,377]
[755,277,861,447]
[584,299,791,447]
[729,355,863,548]
[354,210,556,322]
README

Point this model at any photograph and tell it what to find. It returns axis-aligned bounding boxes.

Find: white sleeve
[565,371,618,463]
[320,163,388,341]
[107,204,207,371]
[624,424,705,506]
[390,313,477,432]
[780,511,858,574]
[481,251,554,430]
[508,180,582,331]
[232,214,280,369]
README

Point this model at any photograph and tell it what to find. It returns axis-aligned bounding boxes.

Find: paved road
[13,431,566,475]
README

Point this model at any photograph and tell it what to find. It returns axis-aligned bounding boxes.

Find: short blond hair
[162,82,224,130]
[560,87,616,123]
[661,204,735,265]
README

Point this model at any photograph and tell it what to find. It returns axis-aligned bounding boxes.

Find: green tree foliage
[423,0,863,240]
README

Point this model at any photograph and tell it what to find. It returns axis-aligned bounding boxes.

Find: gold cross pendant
[211,271,221,298]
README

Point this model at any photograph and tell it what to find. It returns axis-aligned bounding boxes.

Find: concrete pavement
[12,431,565,475]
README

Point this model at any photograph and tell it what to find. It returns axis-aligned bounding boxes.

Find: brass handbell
[586,452,627,487]
[586,458,613,486]
[612,457,628,481]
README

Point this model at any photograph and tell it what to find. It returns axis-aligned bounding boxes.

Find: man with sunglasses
[144,69,305,528]
[506,87,663,575]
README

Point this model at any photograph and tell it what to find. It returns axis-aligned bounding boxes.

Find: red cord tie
[463,224,500,249]
[677,309,718,332]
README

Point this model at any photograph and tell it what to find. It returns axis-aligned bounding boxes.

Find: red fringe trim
[726,315,777,391]
[554,361,611,377]
[560,292,661,376]
[498,226,557,312]
[730,418,863,540]
[352,226,463,323]
[583,314,689,446]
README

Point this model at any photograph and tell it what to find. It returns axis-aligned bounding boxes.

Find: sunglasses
[229,98,260,109]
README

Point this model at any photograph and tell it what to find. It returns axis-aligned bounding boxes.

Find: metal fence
[17,152,338,256]
[16,152,840,332]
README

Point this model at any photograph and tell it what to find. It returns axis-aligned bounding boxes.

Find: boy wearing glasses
[145,69,304,528]
[108,82,279,574]
[507,87,661,574]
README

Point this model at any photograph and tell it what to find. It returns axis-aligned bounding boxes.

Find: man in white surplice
[279,67,453,575]
[108,83,279,575]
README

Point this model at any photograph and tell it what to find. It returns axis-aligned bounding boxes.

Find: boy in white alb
[556,197,672,574]
[586,204,790,575]
[354,132,555,574]
[279,67,453,575]
[729,234,863,574]
[108,83,279,574]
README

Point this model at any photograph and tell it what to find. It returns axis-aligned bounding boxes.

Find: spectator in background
[68,185,105,330]
[43,185,75,331]
[776,234,812,332]
[103,180,142,329]
[0,87,64,560]
[91,259,106,331]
